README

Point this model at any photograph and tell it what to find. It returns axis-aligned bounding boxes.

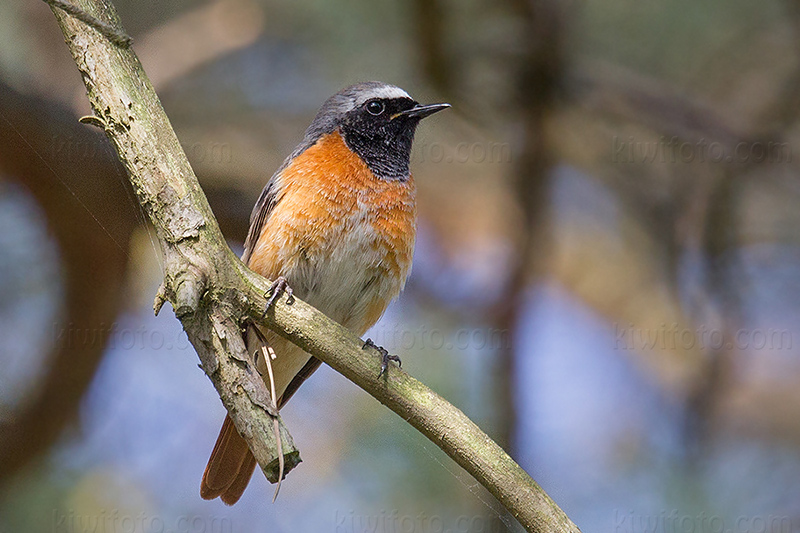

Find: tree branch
[47,0,300,484]
[46,1,581,531]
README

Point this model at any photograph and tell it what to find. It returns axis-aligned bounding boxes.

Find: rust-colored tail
[200,415,257,505]
[200,336,322,505]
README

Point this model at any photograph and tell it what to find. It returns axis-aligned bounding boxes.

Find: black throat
[340,122,417,181]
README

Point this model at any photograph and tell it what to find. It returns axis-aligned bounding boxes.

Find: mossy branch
[46,1,581,531]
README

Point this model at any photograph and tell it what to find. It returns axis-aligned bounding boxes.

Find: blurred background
[1,0,800,531]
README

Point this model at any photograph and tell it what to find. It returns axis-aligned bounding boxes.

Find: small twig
[260,344,284,502]
[78,115,107,128]
[43,0,133,47]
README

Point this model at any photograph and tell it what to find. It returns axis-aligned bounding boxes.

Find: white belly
[283,213,404,331]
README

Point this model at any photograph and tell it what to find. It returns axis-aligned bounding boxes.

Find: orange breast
[247,131,417,333]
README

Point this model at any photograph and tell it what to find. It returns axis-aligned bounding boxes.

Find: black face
[340,97,421,181]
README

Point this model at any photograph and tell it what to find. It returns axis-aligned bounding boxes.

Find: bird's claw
[363,338,401,377]
[263,276,294,318]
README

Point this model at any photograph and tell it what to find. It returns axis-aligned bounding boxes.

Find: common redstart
[200,82,449,504]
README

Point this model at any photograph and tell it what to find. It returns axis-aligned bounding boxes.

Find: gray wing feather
[242,177,279,264]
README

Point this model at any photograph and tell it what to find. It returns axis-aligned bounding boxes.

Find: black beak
[392,102,451,120]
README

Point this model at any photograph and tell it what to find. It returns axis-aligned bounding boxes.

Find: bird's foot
[363,338,401,377]
[263,276,294,318]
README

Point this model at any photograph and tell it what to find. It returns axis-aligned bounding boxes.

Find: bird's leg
[363,338,401,377]
[263,276,294,317]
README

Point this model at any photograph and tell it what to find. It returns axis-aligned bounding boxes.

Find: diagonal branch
[46,1,581,531]
[47,0,300,484]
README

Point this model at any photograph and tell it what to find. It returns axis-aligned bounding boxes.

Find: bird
[200,81,449,504]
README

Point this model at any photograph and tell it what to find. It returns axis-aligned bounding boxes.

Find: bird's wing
[242,176,279,264]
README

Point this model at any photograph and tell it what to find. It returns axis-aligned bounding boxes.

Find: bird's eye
[366,100,385,115]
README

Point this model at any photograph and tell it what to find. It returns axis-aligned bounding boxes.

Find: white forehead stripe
[354,85,411,105]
